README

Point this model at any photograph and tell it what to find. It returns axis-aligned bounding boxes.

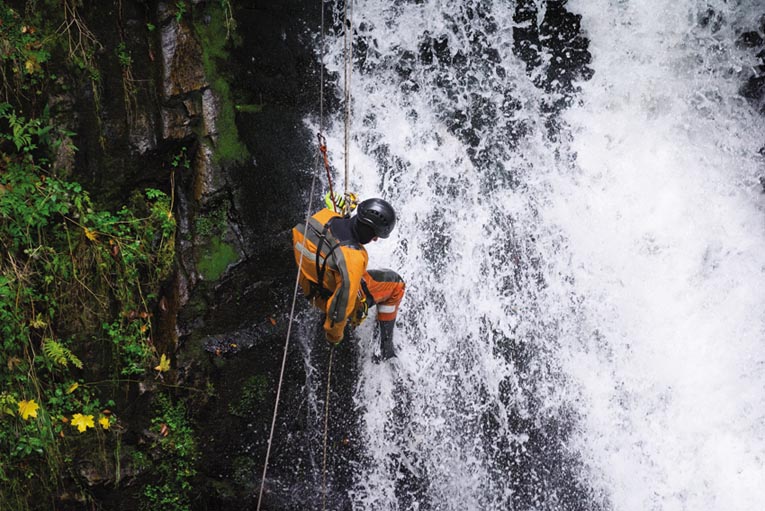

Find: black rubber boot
[378,320,396,361]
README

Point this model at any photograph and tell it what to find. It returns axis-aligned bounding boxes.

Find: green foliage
[175,1,187,22]
[194,205,226,238]
[0,103,176,508]
[171,146,191,170]
[42,339,83,369]
[228,374,268,418]
[0,102,52,152]
[142,393,198,511]
[102,320,150,376]
[0,3,51,100]
[115,42,132,68]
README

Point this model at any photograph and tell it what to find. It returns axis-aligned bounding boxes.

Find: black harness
[308,222,341,300]
[306,218,375,306]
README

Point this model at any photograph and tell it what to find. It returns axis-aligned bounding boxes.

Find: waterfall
[314,1,765,509]
[555,1,765,509]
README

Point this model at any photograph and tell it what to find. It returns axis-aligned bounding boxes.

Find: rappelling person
[292,192,405,360]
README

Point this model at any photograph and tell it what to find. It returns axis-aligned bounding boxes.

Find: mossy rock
[197,236,239,281]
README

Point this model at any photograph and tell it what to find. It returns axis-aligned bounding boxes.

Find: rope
[322,3,355,507]
[319,0,326,134]
[320,344,336,511]
[321,4,353,505]
[318,133,336,204]
[342,0,355,193]
[256,156,322,511]
[256,2,331,509]
[258,0,356,506]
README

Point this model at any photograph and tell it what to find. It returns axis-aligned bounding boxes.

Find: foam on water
[553,1,765,509]
[314,1,765,509]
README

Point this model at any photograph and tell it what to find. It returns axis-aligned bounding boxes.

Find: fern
[67,350,83,369]
[42,339,83,369]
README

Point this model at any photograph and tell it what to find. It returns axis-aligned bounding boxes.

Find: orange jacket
[292,208,369,342]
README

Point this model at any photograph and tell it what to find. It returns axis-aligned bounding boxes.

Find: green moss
[228,375,268,418]
[194,206,227,238]
[195,4,248,164]
[197,236,238,281]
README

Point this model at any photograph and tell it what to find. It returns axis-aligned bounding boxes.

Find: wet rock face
[161,21,207,98]
[169,1,336,508]
[180,0,325,340]
[41,0,325,507]
[63,0,161,201]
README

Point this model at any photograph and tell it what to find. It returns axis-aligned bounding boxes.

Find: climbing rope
[343,0,354,192]
[321,3,354,506]
[257,1,355,508]
[318,133,336,204]
[320,4,356,504]
[255,2,331,509]
[256,154,322,511]
[320,344,336,511]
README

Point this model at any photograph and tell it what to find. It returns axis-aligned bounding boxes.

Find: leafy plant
[42,339,83,369]
[115,42,132,68]
[171,146,191,170]
[0,3,51,101]
[175,1,187,22]
[142,393,198,511]
[0,103,176,508]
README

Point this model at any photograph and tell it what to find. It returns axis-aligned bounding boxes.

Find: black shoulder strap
[309,223,341,300]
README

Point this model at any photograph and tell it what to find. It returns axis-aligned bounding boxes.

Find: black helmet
[355,198,396,238]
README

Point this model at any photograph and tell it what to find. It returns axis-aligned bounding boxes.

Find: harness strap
[308,222,341,300]
[360,278,375,306]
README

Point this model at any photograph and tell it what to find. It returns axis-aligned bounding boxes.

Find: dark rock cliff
[3,0,336,508]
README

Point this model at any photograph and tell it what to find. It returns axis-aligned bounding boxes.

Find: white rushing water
[317,1,765,509]
[554,1,765,510]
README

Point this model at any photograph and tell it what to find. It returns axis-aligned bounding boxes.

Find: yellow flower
[83,227,98,241]
[24,57,40,74]
[98,416,110,430]
[154,354,170,372]
[71,413,95,433]
[66,382,79,394]
[18,399,39,420]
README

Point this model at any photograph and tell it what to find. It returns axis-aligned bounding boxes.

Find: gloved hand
[324,191,359,214]
[325,330,343,345]
[324,191,346,212]
[350,296,369,327]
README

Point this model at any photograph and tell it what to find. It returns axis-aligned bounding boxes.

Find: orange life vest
[292,208,369,341]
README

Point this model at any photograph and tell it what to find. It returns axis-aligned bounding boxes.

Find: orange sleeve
[324,246,368,341]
